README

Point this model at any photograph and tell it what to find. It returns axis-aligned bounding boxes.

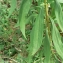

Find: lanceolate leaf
[27,7,44,63]
[43,31,51,63]
[8,0,17,17]
[55,0,63,32]
[19,0,32,38]
[50,17,63,59]
[29,7,44,56]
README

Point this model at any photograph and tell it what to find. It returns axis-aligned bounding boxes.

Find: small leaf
[8,0,17,17]
[19,0,32,38]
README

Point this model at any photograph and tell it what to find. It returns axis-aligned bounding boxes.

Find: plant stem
[44,1,53,54]
[45,0,50,37]
[45,0,49,25]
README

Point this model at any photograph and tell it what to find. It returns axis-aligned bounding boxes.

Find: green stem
[45,0,48,25]
[45,0,53,53]
[45,0,50,37]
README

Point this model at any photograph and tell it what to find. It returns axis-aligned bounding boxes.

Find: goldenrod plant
[2,0,63,63]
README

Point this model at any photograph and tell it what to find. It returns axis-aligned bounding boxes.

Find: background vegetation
[0,0,63,63]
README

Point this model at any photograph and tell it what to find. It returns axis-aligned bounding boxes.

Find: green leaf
[50,17,63,59]
[27,6,44,63]
[19,0,32,38]
[55,0,63,32]
[43,31,51,63]
[8,0,17,17]
[29,7,44,56]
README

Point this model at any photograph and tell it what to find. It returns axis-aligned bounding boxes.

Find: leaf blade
[43,31,51,63]
[50,17,63,59]
[8,0,17,17]
[55,0,63,32]
[28,7,44,56]
[19,0,32,38]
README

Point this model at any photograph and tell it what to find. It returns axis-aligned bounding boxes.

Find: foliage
[0,0,63,63]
